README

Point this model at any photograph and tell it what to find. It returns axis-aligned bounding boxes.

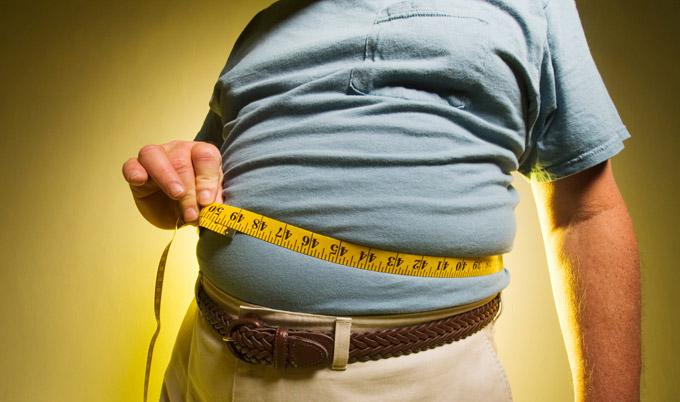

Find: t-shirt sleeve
[518,0,630,182]
[194,109,224,147]
[193,86,225,147]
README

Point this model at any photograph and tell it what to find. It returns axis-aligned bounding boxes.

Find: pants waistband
[196,274,501,370]
[199,273,499,332]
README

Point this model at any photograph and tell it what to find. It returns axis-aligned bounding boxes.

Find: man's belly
[196,230,510,315]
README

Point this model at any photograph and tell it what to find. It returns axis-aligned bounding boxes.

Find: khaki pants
[161,277,513,401]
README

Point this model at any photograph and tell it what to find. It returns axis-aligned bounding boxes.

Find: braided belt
[196,283,500,370]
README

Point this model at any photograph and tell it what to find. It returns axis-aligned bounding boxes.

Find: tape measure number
[198,203,503,278]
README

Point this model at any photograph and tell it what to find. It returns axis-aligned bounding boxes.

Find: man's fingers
[192,142,223,206]
[123,157,165,199]
[122,157,149,186]
[130,141,222,226]
[137,144,187,200]
[159,142,202,223]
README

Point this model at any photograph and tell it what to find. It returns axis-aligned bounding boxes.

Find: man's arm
[531,160,640,402]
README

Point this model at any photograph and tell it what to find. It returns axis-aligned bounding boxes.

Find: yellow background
[1,0,677,400]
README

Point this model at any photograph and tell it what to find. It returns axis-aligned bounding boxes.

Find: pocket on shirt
[348,0,491,110]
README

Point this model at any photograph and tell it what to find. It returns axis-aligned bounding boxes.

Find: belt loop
[273,327,290,370]
[332,317,352,370]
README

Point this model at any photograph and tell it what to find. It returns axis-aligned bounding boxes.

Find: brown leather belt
[196,283,500,370]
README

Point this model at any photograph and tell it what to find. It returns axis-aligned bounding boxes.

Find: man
[124,0,640,400]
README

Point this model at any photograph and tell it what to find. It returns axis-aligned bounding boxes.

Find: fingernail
[184,207,198,222]
[198,190,212,205]
[169,183,184,198]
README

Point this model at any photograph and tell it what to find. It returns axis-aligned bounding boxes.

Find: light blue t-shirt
[194,0,629,314]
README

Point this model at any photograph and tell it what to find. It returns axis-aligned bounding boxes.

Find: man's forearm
[544,203,640,401]
[532,162,641,401]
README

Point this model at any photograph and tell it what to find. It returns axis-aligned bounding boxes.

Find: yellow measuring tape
[143,221,178,402]
[198,203,503,278]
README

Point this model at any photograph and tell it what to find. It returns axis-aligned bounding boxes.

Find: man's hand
[532,160,640,402]
[122,141,223,229]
